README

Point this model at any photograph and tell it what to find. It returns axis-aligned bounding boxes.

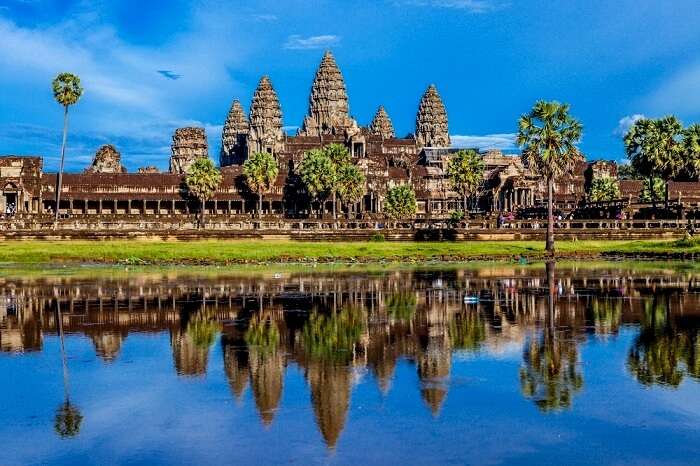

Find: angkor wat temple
[1,51,699,232]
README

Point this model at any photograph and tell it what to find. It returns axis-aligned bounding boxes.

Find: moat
[2,262,700,465]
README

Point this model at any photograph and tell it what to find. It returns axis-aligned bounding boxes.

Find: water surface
[2,262,700,465]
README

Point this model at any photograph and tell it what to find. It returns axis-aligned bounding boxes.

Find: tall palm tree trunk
[463,194,468,213]
[200,200,205,229]
[54,105,69,229]
[258,192,263,219]
[547,178,555,255]
[332,191,337,219]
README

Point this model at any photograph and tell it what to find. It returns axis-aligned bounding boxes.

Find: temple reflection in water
[2,265,700,447]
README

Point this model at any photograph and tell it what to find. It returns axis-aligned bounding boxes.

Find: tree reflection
[302,307,366,448]
[449,309,486,351]
[171,297,221,377]
[519,261,583,411]
[386,292,417,322]
[53,293,83,438]
[627,298,700,387]
[246,312,284,425]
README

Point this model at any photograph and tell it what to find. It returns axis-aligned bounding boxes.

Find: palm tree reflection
[627,297,700,387]
[519,262,583,411]
[53,290,83,438]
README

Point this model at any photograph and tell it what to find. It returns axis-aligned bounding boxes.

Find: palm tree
[52,73,83,229]
[298,148,334,218]
[336,164,366,219]
[446,149,485,212]
[384,184,417,226]
[242,152,279,218]
[624,116,683,208]
[682,123,700,178]
[639,177,665,204]
[185,158,222,228]
[323,144,351,219]
[517,100,583,254]
[589,176,620,202]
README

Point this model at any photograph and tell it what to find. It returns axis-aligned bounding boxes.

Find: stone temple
[0,50,697,228]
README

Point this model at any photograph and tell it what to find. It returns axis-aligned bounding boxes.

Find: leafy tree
[624,116,684,207]
[639,177,665,204]
[589,176,621,202]
[617,163,641,180]
[324,143,351,218]
[682,123,700,178]
[517,100,583,254]
[336,164,366,218]
[384,184,417,222]
[446,149,485,212]
[52,73,83,228]
[243,151,279,217]
[185,158,222,228]
[298,148,334,218]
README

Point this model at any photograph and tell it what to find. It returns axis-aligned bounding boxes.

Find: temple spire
[415,84,450,148]
[369,106,395,139]
[299,51,358,137]
[248,76,284,155]
[221,99,249,166]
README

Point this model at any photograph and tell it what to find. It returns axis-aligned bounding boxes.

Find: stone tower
[86,144,126,173]
[221,99,249,166]
[248,76,284,156]
[369,106,395,139]
[299,51,358,137]
[415,85,450,148]
[170,127,209,174]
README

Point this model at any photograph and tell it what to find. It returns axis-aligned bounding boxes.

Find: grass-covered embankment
[0,237,698,265]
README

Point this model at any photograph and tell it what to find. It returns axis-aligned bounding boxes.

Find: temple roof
[249,76,283,143]
[369,106,395,139]
[299,51,357,137]
[415,85,450,148]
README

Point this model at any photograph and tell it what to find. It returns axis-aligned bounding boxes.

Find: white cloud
[645,61,700,115]
[251,14,278,21]
[614,114,645,137]
[451,133,517,150]
[0,5,251,171]
[396,0,501,12]
[283,34,341,50]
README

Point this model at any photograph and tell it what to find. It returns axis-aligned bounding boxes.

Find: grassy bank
[0,238,698,265]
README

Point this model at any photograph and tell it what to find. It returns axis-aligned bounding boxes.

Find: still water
[2,262,700,465]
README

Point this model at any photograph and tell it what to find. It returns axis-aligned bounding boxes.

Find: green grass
[0,237,697,265]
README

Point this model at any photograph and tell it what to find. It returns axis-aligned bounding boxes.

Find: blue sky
[1,0,699,172]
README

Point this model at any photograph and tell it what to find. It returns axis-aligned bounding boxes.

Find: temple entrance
[4,192,16,215]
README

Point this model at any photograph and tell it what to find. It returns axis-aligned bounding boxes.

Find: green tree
[324,143,351,219]
[517,100,583,254]
[336,164,366,218]
[446,149,485,212]
[384,184,417,222]
[243,151,279,217]
[298,148,334,218]
[589,176,621,202]
[624,116,684,208]
[682,123,700,179]
[640,177,665,204]
[52,73,83,229]
[185,158,222,228]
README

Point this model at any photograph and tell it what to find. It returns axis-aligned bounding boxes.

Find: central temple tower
[299,51,358,137]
